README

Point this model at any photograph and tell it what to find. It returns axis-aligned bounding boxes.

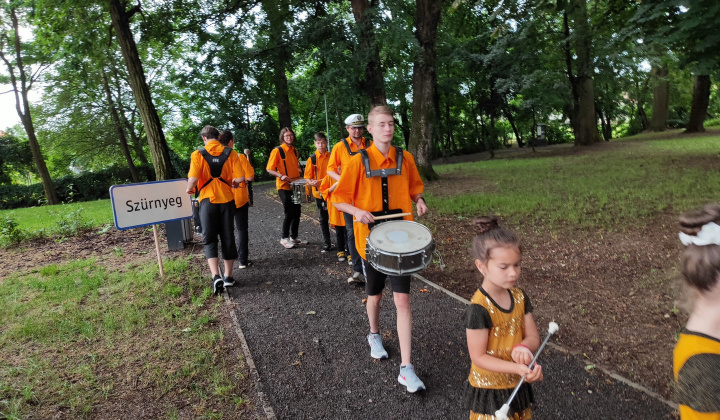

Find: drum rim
[367,220,432,252]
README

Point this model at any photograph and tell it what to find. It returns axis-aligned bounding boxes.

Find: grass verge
[426,134,720,229]
[0,256,248,419]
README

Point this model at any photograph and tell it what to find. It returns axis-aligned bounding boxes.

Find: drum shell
[290,180,307,204]
[365,220,435,276]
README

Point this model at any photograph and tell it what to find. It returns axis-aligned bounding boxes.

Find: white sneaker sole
[398,375,425,393]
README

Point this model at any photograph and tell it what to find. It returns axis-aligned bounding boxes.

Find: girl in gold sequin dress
[463,217,543,420]
[674,204,720,420]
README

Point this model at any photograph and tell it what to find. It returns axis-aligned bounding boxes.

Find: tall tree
[647,63,669,131]
[264,0,293,129]
[350,0,387,107]
[0,4,59,204]
[566,0,603,145]
[108,0,174,180]
[407,0,442,181]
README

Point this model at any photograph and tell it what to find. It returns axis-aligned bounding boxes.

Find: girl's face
[476,246,522,291]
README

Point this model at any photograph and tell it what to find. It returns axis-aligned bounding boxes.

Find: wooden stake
[152,224,165,278]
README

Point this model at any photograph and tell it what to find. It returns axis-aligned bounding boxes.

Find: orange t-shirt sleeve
[330,156,360,206]
[266,148,281,172]
[304,157,314,179]
[327,143,342,174]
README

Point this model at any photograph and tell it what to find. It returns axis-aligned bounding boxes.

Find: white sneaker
[398,364,426,393]
[347,271,365,284]
[280,238,294,249]
[367,333,388,359]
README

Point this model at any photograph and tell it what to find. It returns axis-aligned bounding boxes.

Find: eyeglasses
[348,126,364,131]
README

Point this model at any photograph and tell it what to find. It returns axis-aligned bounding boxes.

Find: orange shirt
[266,143,301,191]
[327,136,372,177]
[319,175,345,227]
[188,140,242,204]
[331,144,424,259]
[233,152,255,208]
[304,150,330,199]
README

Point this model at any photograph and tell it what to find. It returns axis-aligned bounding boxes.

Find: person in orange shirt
[219,131,255,269]
[332,106,429,393]
[327,113,373,283]
[319,174,347,263]
[186,126,245,295]
[305,132,333,252]
[266,127,304,249]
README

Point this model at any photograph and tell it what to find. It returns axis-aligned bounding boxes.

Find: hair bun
[679,203,720,235]
[473,216,499,234]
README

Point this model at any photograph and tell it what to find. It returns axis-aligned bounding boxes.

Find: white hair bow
[679,222,720,246]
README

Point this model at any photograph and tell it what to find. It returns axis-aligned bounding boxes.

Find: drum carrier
[360,146,435,275]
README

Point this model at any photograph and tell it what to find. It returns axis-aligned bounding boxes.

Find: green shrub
[705,117,720,127]
[53,208,92,237]
[0,216,26,247]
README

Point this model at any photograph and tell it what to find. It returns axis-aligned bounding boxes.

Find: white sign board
[110,179,192,230]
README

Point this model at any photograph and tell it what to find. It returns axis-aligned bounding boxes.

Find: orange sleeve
[304,157,314,179]
[327,143,342,174]
[330,154,360,206]
[266,148,281,172]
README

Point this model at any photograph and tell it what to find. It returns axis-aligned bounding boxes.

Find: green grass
[426,134,720,229]
[0,256,247,419]
[0,199,112,232]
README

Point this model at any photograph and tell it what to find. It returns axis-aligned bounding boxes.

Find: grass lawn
[0,256,249,419]
[426,133,720,229]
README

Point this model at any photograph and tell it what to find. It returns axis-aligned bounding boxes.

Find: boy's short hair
[218,130,233,146]
[367,106,394,126]
[200,125,219,140]
[314,132,328,142]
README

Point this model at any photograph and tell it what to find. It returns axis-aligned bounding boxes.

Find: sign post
[110,179,193,277]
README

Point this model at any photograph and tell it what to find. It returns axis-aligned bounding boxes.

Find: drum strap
[342,138,372,156]
[359,147,405,230]
[275,145,298,177]
[196,147,232,198]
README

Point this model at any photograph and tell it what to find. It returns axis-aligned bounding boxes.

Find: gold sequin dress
[673,329,720,420]
[463,287,534,420]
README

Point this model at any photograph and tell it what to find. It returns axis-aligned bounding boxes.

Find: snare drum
[290,179,308,204]
[365,220,435,276]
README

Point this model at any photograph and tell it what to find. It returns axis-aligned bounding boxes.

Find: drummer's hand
[279,175,288,182]
[186,186,196,195]
[232,177,245,188]
[416,199,428,216]
[354,210,375,225]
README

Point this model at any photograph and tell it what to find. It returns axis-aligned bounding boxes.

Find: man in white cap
[327,113,373,284]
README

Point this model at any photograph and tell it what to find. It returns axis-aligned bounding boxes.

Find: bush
[0,216,26,247]
[704,117,720,127]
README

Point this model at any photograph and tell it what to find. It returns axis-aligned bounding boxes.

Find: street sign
[110,179,192,230]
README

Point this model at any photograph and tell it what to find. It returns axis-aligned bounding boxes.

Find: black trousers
[343,212,362,272]
[199,199,237,260]
[335,225,347,254]
[316,198,331,246]
[278,189,301,239]
[234,203,249,264]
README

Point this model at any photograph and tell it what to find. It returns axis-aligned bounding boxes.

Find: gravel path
[227,183,678,420]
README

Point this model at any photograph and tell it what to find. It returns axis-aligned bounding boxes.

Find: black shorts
[362,258,411,296]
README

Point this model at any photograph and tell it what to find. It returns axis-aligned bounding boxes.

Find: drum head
[291,179,307,186]
[367,221,432,254]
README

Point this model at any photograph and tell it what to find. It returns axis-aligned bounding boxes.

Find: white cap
[344,114,365,127]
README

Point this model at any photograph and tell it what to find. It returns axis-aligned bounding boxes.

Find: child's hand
[524,364,543,383]
[511,345,534,365]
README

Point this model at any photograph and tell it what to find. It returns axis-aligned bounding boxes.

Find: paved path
[227,183,678,419]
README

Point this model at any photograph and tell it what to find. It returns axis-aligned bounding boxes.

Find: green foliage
[0,133,33,184]
[0,216,26,247]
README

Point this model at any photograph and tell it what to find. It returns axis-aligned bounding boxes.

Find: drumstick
[354,212,412,223]
[495,322,559,420]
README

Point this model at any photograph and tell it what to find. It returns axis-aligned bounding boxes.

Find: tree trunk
[399,96,411,149]
[263,0,292,129]
[407,0,442,181]
[102,72,141,182]
[1,7,58,204]
[569,0,603,146]
[563,12,579,134]
[350,0,387,107]
[502,100,524,148]
[648,65,669,132]
[685,74,711,133]
[109,0,175,180]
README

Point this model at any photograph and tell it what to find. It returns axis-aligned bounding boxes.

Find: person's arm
[511,313,541,365]
[332,202,375,224]
[267,169,290,181]
[186,177,199,194]
[466,328,537,378]
[327,170,340,181]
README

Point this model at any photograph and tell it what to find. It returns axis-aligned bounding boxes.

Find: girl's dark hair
[200,125,219,140]
[471,216,521,262]
[218,130,234,146]
[279,127,295,143]
[679,203,720,292]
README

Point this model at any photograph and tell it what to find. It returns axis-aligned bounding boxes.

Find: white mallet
[494,321,559,420]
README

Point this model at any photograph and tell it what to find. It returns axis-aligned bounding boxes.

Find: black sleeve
[522,289,533,314]
[676,353,720,412]
[464,303,492,330]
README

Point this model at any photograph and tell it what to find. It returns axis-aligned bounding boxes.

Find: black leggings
[199,200,237,260]
[278,189,301,239]
[316,198,331,246]
[234,203,249,264]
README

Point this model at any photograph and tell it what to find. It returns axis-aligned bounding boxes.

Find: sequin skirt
[463,380,534,418]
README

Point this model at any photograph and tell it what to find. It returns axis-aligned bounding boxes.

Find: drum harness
[192,146,233,233]
[358,146,404,231]
[309,153,326,209]
[342,137,372,157]
[274,145,299,180]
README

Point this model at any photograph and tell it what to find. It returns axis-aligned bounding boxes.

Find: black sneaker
[212,275,224,295]
[223,276,236,287]
[322,244,332,253]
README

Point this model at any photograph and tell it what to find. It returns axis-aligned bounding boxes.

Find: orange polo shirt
[331,144,424,260]
[327,136,372,178]
[304,150,330,199]
[266,143,301,191]
[233,152,255,208]
[319,175,345,227]
[188,140,242,204]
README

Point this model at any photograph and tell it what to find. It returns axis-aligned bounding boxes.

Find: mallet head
[495,404,510,420]
[548,321,559,334]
